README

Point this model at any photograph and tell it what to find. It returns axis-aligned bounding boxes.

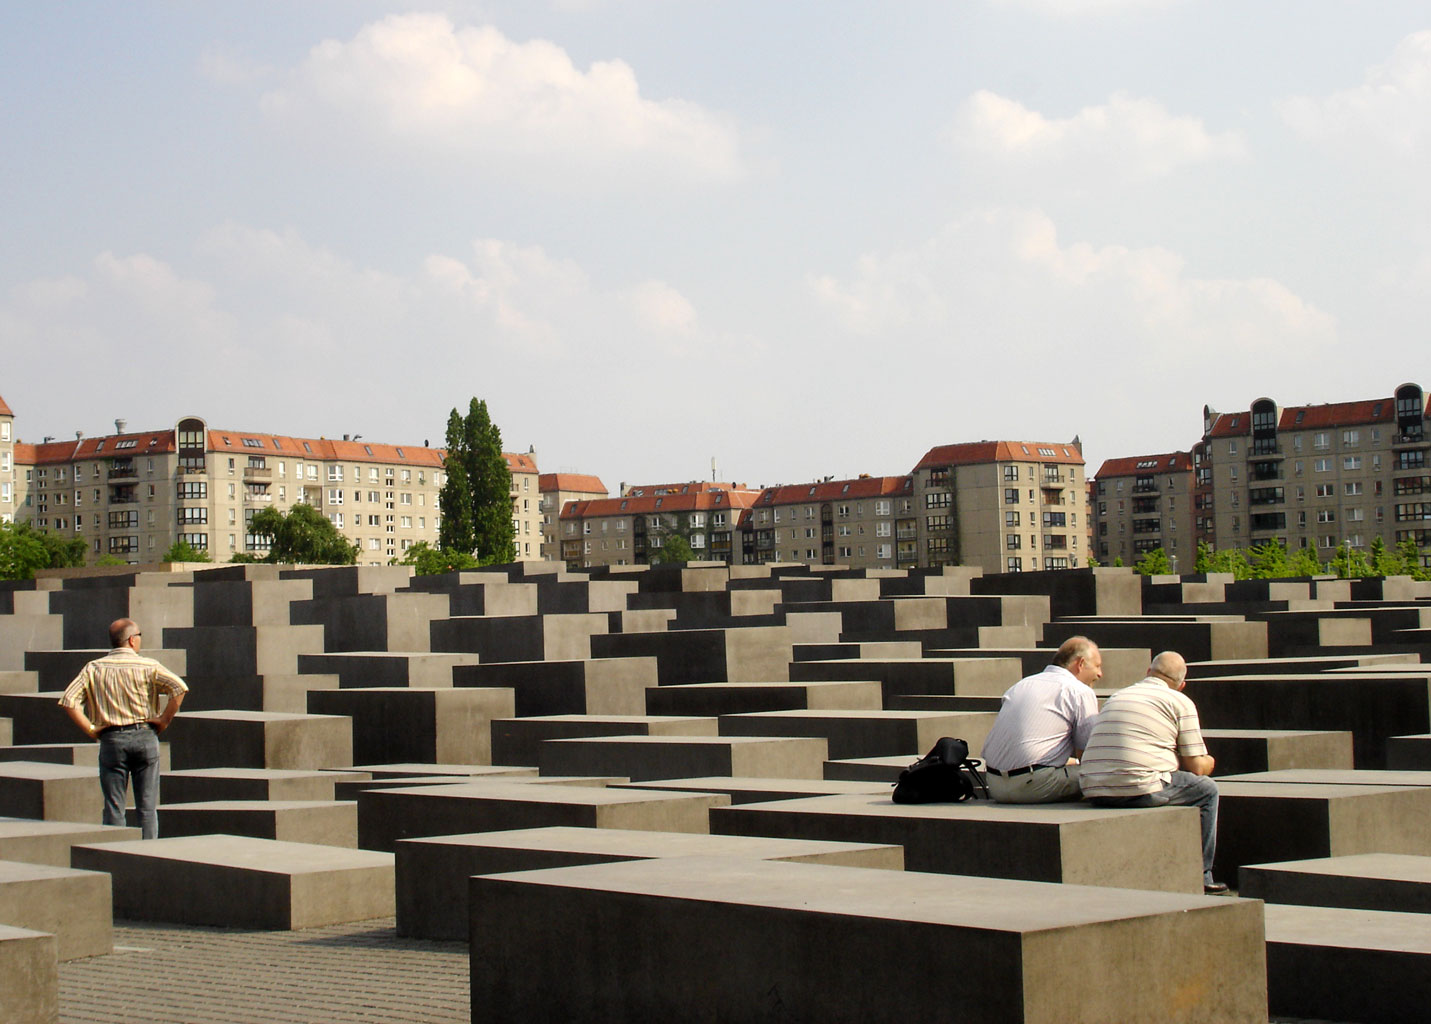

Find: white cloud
[259,13,745,182]
[950,90,1243,179]
[1280,30,1431,154]
[988,0,1186,16]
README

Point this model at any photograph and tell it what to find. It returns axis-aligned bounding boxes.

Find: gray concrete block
[0,820,140,868]
[1239,853,1431,913]
[453,658,656,717]
[822,755,916,784]
[1265,903,1430,1024]
[1201,729,1355,776]
[396,826,903,940]
[0,861,111,960]
[430,613,608,663]
[289,591,449,652]
[179,673,341,714]
[590,626,793,685]
[155,800,358,847]
[718,709,998,760]
[1045,617,1268,662]
[306,687,514,766]
[470,856,1266,1023]
[713,793,1204,892]
[490,715,717,768]
[971,566,1143,618]
[296,651,480,689]
[160,625,325,677]
[0,764,98,825]
[24,648,186,693]
[165,711,353,770]
[356,781,728,851]
[70,834,394,929]
[646,680,884,716]
[0,671,39,695]
[1387,733,1431,769]
[609,776,895,804]
[0,615,63,671]
[1215,781,1431,881]
[161,768,346,804]
[789,657,1023,701]
[1219,768,1431,787]
[924,647,1151,685]
[538,735,829,783]
[0,924,57,1024]
[192,578,312,628]
[791,641,922,662]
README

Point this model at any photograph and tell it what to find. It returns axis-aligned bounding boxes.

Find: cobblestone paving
[59,917,468,1024]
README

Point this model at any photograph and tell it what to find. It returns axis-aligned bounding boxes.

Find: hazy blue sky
[3,1,1429,490]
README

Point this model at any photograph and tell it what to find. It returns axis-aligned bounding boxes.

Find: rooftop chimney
[114,419,126,434]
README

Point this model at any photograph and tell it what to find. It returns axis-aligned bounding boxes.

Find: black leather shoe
[1203,881,1231,895]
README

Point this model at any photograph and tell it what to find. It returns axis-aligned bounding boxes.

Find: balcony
[1248,440,1283,460]
[244,492,273,505]
[1393,430,1429,450]
[896,527,917,540]
[244,467,273,480]
[107,465,137,481]
[178,462,206,476]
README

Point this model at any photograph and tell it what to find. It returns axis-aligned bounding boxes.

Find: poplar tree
[438,398,516,564]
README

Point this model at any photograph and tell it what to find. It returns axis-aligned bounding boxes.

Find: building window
[1006,557,1022,572]
[1003,488,1019,505]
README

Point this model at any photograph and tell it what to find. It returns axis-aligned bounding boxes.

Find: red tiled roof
[1278,399,1398,430]
[756,476,912,505]
[539,473,607,495]
[504,452,538,473]
[0,394,13,417]
[208,430,447,468]
[563,489,761,519]
[913,441,1083,471]
[621,481,751,497]
[13,440,84,465]
[1206,412,1250,438]
[1094,452,1193,479]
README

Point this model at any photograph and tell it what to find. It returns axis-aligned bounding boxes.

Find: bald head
[1148,651,1187,690]
[1052,635,1103,686]
[109,618,139,648]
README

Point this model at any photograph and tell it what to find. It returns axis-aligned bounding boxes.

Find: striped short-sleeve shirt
[1076,679,1208,800]
[58,648,189,730]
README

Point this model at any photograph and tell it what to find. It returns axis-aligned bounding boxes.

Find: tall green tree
[438,398,515,565]
[1247,539,1290,579]
[162,539,212,563]
[249,503,359,564]
[1328,540,1371,579]
[1133,546,1172,575]
[1287,544,1324,577]
[393,540,480,575]
[0,520,49,580]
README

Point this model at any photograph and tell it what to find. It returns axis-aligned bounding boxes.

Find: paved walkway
[59,917,468,1024]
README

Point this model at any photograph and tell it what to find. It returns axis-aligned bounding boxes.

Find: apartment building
[538,474,608,561]
[909,440,1087,575]
[559,483,762,569]
[1090,452,1196,568]
[1193,382,1431,563]
[736,476,914,569]
[10,411,542,566]
[505,451,542,561]
[0,395,14,524]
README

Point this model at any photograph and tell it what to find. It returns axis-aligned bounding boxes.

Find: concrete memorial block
[307,686,514,766]
[1387,734,1431,769]
[0,615,63,671]
[491,715,717,768]
[0,720,8,746]
[1043,618,1268,663]
[0,671,39,695]
[452,658,656,717]
[179,672,340,714]
[48,581,131,650]
[0,924,57,1024]
[712,793,1204,892]
[470,856,1265,1023]
[0,764,98,825]
[1201,729,1355,776]
[971,566,1143,618]
[886,694,1004,714]
[407,576,538,617]
[538,735,829,783]
[191,578,312,628]
[790,641,922,662]
[0,744,171,774]
[24,648,187,693]
[161,768,349,804]
[1264,904,1430,1024]
[0,861,111,960]
[165,711,353,770]
[357,781,728,851]
[532,579,640,616]
[590,626,793,685]
[1185,653,1418,676]
[718,709,997,760]
[926,647,1151,684]
[1182,672,1431,767]
[160,625,326,677]
[125,579,196,635]
[610,777,895,803]
[281,564,413,598]
[0,820,139,867]
[1249,610,1373,656]
[781,611,844,644]
[289,591,449,653]
[822,755,918,784]
[1239,853,1431,913]
[789,657,1023,701]
[154,800,358,847]
[70,834,395,929]
[1219,768,1431,787]
[396,825,903,939]
[1213,781,1431,881]
[343,763,528,779]
[296,651,480,689]
[646,680,884,717]
[429,612,609,663]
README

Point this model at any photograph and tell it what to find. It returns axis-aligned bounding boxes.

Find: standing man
[1077,651,1227,895]
[58,618,187,839]
[980,635,1102,803]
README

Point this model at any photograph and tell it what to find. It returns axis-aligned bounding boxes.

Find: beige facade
[1091,452,1196,569]
[1194,383,1431,564]
[560,484,761,569]
[737,477,915,569]
[910,441,1087,574]
[538,473,609,561]
[0,395,14,524]
[11,411,544,566]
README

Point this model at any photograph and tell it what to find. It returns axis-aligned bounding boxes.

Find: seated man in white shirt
[979,635,1102,803]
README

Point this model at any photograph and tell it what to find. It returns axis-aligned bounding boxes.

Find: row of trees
[1122,537,1431,581]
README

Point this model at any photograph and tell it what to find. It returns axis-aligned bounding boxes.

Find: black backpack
[891,737,990,804]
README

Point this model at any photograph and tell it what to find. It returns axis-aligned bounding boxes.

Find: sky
[3,1,1429,492]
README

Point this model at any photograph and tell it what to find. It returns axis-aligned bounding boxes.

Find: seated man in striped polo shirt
[58,618,188,840]
[979,636,1102,804]
[1077,651,1228,895]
